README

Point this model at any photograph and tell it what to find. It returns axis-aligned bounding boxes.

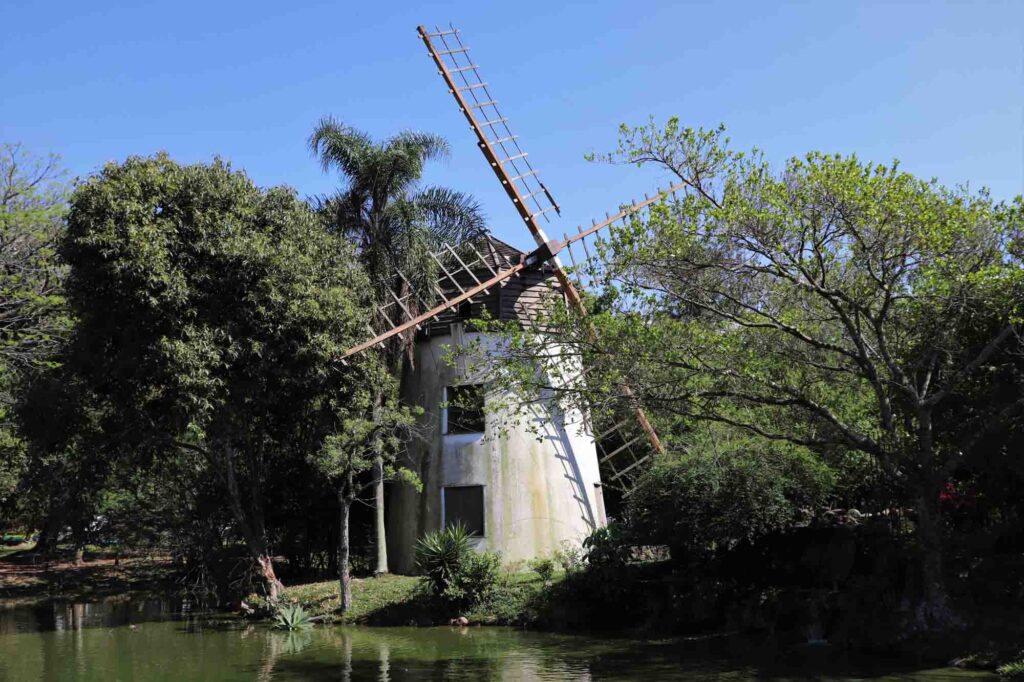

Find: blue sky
[3,0,1022,250]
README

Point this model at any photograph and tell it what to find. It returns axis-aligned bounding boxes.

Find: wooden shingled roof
[421,235,562,339]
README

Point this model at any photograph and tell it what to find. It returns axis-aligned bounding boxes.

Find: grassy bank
[269,571,553,626]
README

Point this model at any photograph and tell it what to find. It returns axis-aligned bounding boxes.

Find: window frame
[441,484,486,537]
[443,383,486,435]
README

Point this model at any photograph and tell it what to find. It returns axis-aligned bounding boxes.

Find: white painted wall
[387,324,605,573]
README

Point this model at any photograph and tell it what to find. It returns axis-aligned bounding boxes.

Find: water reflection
[0,599,996,681]
[0,597,185,634]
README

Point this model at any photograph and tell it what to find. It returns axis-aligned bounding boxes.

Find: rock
[449,616,469,626]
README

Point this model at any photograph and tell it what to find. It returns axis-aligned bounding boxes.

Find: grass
[0,541,33,560]
[274,570,559,626]
[276,574,421,624]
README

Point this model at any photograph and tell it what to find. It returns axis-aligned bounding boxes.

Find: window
[445,384,485,434]
[443,485,485,536]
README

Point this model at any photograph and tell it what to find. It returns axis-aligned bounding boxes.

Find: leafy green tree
[535,119,1022,627]
[308,118,486,574]
[0,144,70,513]
[56,154,372,598]
[0,143,69,376]
[308,369,417,611]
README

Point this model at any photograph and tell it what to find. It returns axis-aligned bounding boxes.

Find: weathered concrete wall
[387,324,604,573]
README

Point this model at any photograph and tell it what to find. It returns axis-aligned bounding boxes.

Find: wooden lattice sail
[339,23,687,492]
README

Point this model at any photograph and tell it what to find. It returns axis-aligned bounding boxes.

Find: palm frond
[387,131,450,164]
[414,186,488,248]
[308,116,373,180]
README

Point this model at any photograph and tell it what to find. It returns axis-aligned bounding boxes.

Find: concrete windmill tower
[339,24,686,571]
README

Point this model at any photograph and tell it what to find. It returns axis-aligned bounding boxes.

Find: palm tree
[309,117,486,576]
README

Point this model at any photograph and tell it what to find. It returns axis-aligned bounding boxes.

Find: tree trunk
[220,447,282,600]
[909,410,959,630]
[910,478,960,630]
[34,513,62,556]
[916,486,944,601]
[371,389,389,575]
[256,554,282,602]
[374,456,388,575]
[338,495,353,612]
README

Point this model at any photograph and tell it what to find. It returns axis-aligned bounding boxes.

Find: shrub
[553,541,583,575]
[625,441,834,566]
[415,523,501,606]
[583,525,631,569]
[274,603,313,630]
[998,659,1024,679]
[452,551,502,605]
[528,557,555,582]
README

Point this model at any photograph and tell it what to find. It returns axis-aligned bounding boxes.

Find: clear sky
[3,0,1022,250]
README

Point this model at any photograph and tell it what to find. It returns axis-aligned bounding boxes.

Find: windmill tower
[340,24,685,571]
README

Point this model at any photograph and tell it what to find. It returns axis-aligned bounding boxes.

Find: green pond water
[0,598,995,681]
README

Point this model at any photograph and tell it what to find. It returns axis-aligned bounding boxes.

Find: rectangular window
[443,485,485,536]
[444,384,485,434]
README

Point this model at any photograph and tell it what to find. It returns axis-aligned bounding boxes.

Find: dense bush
[414,524,501,607]
[624,444,834,566]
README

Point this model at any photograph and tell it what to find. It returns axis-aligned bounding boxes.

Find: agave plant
[998,659,1024,679]
[274,603,313,631]
[415,523,474,597]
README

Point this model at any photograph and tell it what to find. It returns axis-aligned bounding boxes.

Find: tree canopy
[47,153,377,597]
[485,119,1023,625]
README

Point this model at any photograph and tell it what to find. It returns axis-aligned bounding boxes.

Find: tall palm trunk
[372,391,389,575]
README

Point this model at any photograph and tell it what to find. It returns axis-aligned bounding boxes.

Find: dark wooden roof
[421,235,562,339]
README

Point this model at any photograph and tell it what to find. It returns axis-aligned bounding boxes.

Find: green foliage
[0,143,70,378]
[626,431,835,564]
[528,557,555,582]
[553,542,584,576]
[582,525,631,570]
[61,153,370,440]
[998,659,1024,679]
[414,523,501,606]
[480,118,1023,621]
[274,603,313,630]
[308,378,419,498]
[44,153,375,594]
[308,118,486,346]
[0,144,70,515]
[415,523,471,595]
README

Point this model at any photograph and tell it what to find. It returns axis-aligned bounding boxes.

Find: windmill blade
[418,24,562,234]
[419,23,671,460]
[342,235,526,359]
[340,184,685,359]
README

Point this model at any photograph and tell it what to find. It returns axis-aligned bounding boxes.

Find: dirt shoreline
[0,545,177,605]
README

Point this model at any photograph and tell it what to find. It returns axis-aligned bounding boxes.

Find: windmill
[340,23,683,570]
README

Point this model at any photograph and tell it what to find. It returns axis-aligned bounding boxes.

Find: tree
[308,368,417,611]
[536,119,1022,627]
[56,154,372,598]
[308,118,486,574]
[0,144,69,512]
[0,143,69,376]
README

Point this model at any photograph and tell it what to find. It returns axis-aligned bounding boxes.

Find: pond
[0,598,994,681]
